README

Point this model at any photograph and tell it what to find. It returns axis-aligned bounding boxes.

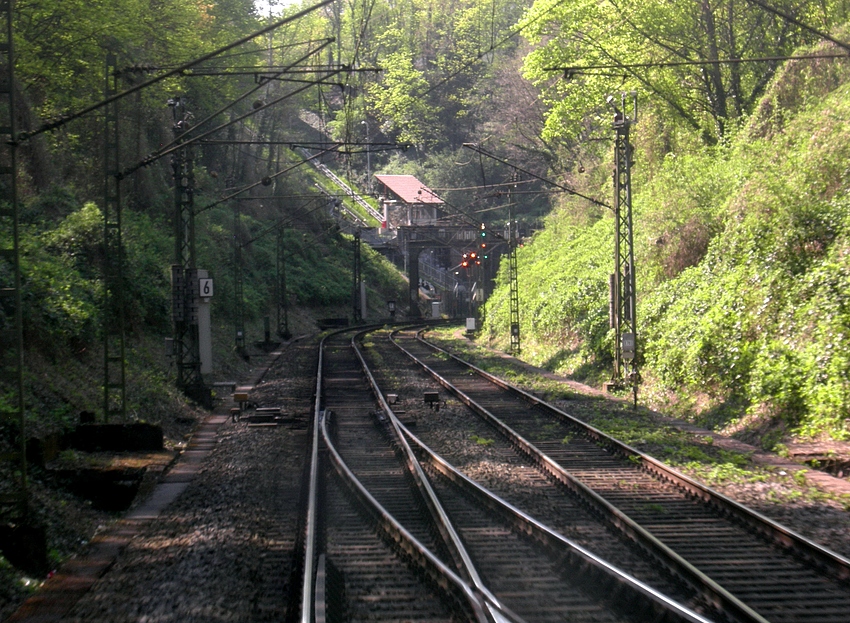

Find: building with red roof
[374,174,444,228]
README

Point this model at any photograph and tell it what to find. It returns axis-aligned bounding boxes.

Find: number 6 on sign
[199,278,214,298]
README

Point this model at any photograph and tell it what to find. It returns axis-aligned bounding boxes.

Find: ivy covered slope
[484,47,850,447]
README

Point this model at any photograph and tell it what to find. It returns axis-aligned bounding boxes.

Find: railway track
[302,327,712,623]
[303,328,483,623]
[24,324,841,623]
[373,327,850,623]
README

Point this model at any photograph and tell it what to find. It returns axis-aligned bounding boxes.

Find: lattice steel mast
[0,0,27,519]
[507,181,521,354]
[608,93,640,407]
[170,98,207,404]
[103,53,126,422]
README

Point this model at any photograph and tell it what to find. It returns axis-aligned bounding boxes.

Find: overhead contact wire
[16,0,335,142]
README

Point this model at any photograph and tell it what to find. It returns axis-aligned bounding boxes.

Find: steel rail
[396,417,715,623]
[350,330,525,623]
[305,325,493,623]
[321,411,492,623]
[299,327,333,623]
[301,324,383,623]
[415,329,850,584]
[390,329,770,623]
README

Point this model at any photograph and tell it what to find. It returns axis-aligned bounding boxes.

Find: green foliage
[329,0,528,150]
[361,242,408,309]
[746,340,806,423]
[641,261,756,393]
[637,147,741,285]
[519,0,842,144]
[284,231,353,306]
[482,203,612,377]
[679,460,768,486]
[793,469,809,487]
[17,210,103,345]
[122,210,172,329]
[6,200,174,346]
[12,0,266,198]
[15,0,246,119]
[484,44,850,442]
[11,0,850,454]
[367,47,436,146]
[20,186,81,224]
[42,202,106,280]
[640,83,850,439]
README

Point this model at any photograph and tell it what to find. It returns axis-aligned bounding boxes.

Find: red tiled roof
[374,174,443,204]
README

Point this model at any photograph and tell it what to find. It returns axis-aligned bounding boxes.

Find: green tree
[324,0,528,149]
[520,0,835,144]
[367,45,436,146]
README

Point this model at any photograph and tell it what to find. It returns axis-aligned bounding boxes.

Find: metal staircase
[298,148,383,224]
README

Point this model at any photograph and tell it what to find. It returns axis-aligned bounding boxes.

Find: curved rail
[321,409,494,623]
[302,325,493,623]
[300,327,333,623]
[310,325,711,623]
[374,401,714,623]
[350,331,525,623]
[390,329,773,623]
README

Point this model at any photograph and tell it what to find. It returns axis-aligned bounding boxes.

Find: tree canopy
[520,0,843,144]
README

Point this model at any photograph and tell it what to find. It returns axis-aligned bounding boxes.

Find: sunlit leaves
[487,52,850,441]
[331,0,528,148]
[367,49,435,145]
[518,0,838,143]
